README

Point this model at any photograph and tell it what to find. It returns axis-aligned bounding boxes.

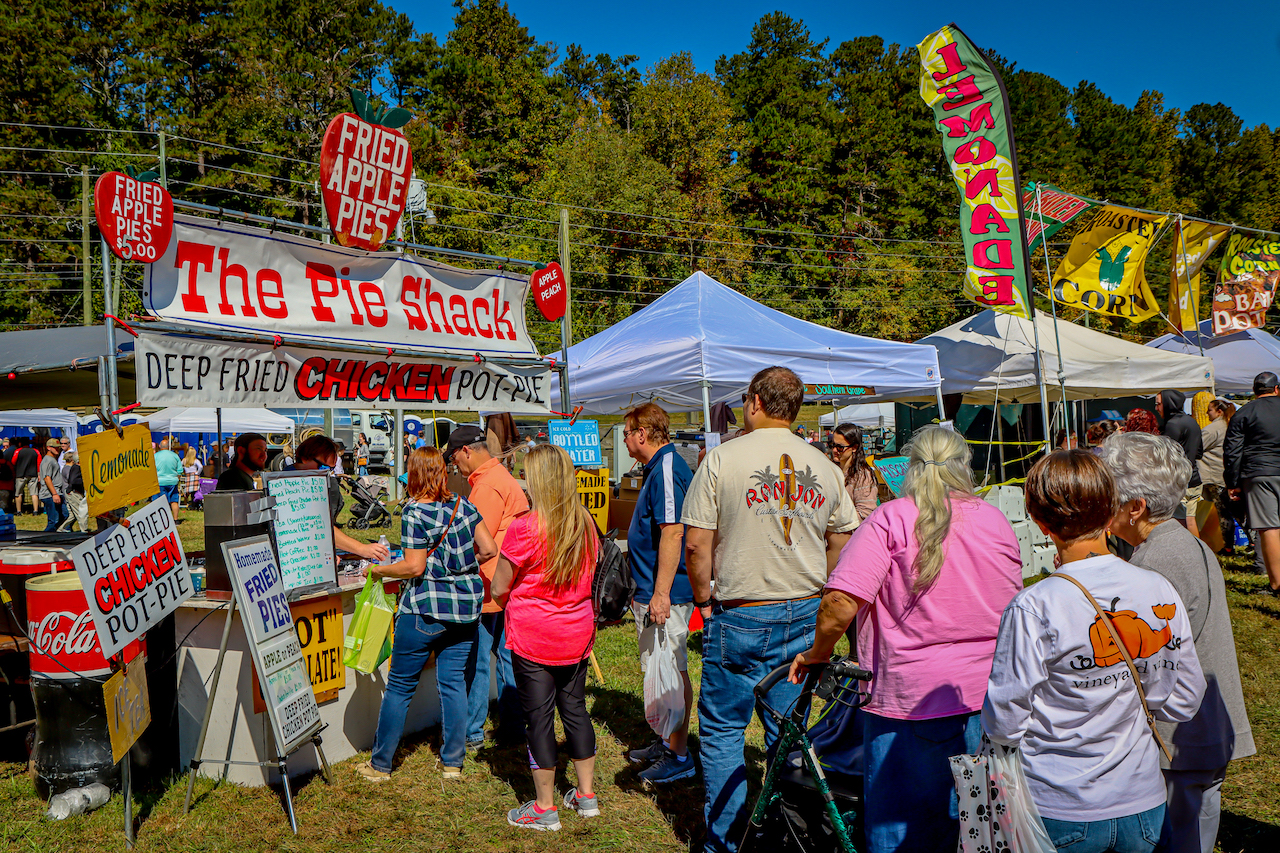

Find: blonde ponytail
[901,426,974,592]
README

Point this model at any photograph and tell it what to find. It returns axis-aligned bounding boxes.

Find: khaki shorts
[633,600,693,673]
[1175,484,1203,521]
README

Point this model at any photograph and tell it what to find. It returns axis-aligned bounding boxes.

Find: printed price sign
[549,419,602,467]
[70,497,192,660]
[262,470,336,590]
[222,535,322,753]
[575,468,609,534]
[253,594,346,710]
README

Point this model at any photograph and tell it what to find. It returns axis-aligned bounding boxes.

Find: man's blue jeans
[1042,804,1165,853]
[370,614,477,772]
[465,610,522,743]
[862,710,983,853]
[41,497,67,532]
[699,597,819,853]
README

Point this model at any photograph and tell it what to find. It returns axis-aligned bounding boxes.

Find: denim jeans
[370,614,478,772]
[1042,804,1165,852]
[699,597,819,853]
[862,710,983,853]
[465,610,522,743]
[41,497,67,531]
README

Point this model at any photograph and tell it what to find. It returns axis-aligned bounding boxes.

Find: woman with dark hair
[355,447,497,782]
[1125,408,1161,435]
[983,449,1205,852]
[830,422,878,521]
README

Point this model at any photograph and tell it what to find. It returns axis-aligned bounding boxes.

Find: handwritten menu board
[262,469,336,590]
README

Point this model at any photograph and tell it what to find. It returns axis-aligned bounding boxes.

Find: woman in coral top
[491,444,599,831]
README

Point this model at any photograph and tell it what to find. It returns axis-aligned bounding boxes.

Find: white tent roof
[552,272,941,414]
[819,403,896,429]
[0,408,78,447]
[142,407,295,433]
[918,310,1215,403]
[1147,319,1280,396]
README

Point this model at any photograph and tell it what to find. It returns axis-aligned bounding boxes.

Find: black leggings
[512,652,595,770]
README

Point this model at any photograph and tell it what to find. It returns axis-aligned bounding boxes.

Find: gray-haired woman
[1100,432,1255,853]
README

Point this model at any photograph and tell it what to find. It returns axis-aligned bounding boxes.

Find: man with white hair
[57,450,89,533]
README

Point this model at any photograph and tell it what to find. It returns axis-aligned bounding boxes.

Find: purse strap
[1050,572,1174,764]
[424,497,462,563]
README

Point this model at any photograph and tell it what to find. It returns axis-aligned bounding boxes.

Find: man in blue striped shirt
[622,402,697,787]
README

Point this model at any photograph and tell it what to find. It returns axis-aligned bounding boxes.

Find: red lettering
[306,263,339,322]
[379,362,414,401]
[359,362,387,402]
[340,274,364,325]
[295,357,326,400]
[320,359,360,400]
[964,169,1002,200]
[939,76,982,111]
[977,275,1014,304]
[972,239,1013,270]
[449,295,474,336]
[969,204,1010,235]
[931,41,967,81]
[400,276,428,331]
[492,289,515,341]
[424,278,452,334]
[95,577,115,612]
[359,282,388,327]
[257,269,287,319]
[473,297,494,338]
[938,102,995,138]
[402,365,430,401]
[953,136,997,166]
[427,365,455,403]
[176,240,215,313]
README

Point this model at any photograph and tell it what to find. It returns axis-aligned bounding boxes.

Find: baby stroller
[341,475,392,529]
[740,657,873,853]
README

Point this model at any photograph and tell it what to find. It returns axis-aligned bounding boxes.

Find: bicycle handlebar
[752,657,873,701]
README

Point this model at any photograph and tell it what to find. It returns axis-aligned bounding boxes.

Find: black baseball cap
[442,426,486,463]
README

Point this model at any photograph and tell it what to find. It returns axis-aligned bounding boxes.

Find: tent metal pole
[392,408,404,502]
[100,236,120,413]
[97,356,110,417]
[558,209,573,412]
[701,381,713,435]
[216,408,223,476]
[934,386,946,419]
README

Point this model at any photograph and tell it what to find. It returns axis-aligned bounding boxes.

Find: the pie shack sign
[319,90,414,251]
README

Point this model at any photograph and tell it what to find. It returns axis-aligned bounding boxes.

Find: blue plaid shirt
[399,497,484,623]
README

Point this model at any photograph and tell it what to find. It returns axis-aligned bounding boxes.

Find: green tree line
[1,0,1276,348]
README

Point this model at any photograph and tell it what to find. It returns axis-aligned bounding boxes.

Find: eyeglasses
[622,428,643,439]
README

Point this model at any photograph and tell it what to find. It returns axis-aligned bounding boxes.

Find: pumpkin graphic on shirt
[1088,599,1177,667]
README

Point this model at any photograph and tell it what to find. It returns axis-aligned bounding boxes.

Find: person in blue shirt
[622,402,697,786]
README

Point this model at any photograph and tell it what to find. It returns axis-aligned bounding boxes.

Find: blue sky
[396,1,1279,130]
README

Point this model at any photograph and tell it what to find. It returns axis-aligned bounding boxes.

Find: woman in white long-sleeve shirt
[983,450,1206,853]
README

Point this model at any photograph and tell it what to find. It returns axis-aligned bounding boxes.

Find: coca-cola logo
[29,611,101,660]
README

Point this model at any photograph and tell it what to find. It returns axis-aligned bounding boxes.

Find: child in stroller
[341,474,392,529]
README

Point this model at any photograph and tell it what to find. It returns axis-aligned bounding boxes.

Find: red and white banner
[136,332,554,414]
[144,214,539,357]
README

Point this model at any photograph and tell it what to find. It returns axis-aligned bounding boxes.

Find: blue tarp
[1147,320,1280,396]
[551,272,942,415]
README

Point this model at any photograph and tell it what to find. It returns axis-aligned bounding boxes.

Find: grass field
[2,506,1279,851]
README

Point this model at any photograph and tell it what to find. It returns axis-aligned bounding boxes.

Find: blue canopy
[552,272,941,415]
[1147,320,1280,396]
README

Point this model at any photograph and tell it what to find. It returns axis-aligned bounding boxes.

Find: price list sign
[262,470,336,590]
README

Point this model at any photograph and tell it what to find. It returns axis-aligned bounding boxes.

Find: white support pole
[392,408,404,502]
[701,381,713,434]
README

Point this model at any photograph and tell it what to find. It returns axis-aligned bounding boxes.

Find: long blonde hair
[900,426,974,592]
[524,444,596,587]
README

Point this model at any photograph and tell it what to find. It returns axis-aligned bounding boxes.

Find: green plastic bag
[343,575,396,674]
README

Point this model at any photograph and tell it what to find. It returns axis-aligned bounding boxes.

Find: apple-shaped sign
[320,89,414,251]
[94,169,173,263]
[531,262,568,322]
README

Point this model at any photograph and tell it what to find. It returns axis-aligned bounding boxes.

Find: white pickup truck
[269,408,395,468]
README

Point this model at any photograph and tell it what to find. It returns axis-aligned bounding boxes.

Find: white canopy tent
[552,272,942,418]
[818,403,896,429]
[141,407,295,434]
[0,408,79,449]
[1147,319,1280,396]
[917,310,1215,404]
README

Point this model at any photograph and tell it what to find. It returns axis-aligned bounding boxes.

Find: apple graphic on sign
[531,262,568,322]
[93,166,173,264]
[319,89,414,251]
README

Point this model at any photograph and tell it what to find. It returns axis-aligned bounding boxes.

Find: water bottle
[46,783,111,820]
[377,535,391,565]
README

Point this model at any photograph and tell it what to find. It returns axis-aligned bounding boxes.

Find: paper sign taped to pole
[79,425,160,517]
[70,497,192,660]
[104,656,151,763]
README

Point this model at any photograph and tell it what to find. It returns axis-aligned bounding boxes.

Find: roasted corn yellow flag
[1169,220,1230,333]
[1051,206,1168,322]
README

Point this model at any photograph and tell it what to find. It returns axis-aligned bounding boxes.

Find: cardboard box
[608,498,637,539]
[618,474,643,501]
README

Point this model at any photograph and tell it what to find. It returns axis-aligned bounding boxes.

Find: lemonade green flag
[918,25,1033,318]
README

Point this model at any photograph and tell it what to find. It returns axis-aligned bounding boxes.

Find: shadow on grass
[1219,810,1280,851]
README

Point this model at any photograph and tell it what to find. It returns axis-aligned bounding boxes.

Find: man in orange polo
[447,425,529,748]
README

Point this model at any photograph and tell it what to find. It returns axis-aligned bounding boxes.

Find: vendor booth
[551,272,943,417]
[1147,319,1280,397]
[0,409,79,450]
[917,310,1216,403]
[818,402,896,430]
[141,407,295,435]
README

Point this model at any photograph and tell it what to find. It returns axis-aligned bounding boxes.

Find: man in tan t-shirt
[683,366,857,853]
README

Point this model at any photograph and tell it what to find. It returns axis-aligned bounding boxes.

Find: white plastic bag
[950,738,1055,853]
[643,625,684,739]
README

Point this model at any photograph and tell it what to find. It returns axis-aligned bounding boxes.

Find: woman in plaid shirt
[356,447,497,782]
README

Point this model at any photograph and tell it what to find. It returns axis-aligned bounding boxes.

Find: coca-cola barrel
[0,547,71,635]
[25,572,137,798]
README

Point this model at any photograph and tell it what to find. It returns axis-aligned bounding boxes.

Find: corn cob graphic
[779,453,796,545]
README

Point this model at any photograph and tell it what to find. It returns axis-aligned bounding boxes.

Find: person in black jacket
[1225,372,1280,593]
[1157,389,1205,536]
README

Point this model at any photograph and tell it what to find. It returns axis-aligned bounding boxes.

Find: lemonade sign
[918,25,1033,317]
